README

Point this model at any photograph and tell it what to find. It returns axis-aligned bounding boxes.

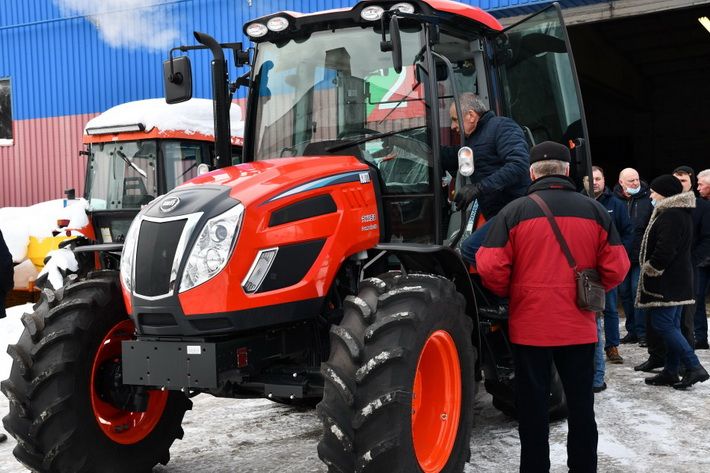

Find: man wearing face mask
[614,168,654,352]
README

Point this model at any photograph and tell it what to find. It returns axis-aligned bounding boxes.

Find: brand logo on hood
[160,196,181,213]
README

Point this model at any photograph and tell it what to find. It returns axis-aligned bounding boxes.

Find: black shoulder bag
[529,193,606,313]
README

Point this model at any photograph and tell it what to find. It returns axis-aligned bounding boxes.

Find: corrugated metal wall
[0,114,95,206]
[0,0,603,206]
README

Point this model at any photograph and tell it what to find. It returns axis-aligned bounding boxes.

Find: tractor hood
[179,156,372,208]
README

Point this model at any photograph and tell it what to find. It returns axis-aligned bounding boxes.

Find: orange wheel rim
[412,330,462,472]
[90,319,169,444]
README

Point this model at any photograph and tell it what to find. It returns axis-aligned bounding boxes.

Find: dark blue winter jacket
[597,187,634,255]
[1,230,14,318]
[443,111,530,219]
[614,182,654,264]
[691,197,710,267]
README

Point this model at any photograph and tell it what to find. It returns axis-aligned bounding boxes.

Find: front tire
[317,272,476,472]
[1,271,191,472]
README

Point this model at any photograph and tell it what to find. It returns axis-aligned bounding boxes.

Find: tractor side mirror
[163,55,193,104]
[380,14,403,74]
[390,15,402,74]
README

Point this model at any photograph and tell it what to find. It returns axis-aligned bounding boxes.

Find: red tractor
[2,1,592,471]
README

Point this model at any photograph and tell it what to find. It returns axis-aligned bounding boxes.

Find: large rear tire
[317,272,476,473]
[1,271,191,472]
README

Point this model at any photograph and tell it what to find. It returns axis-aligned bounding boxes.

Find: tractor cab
[236,0,592,245]
[81,98,244,244]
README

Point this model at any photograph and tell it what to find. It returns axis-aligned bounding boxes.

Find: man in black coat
[689,168,710,349]
[614,168,653,347]
[636,175,708,389]
[442,92,530,265]
[0,229,14,319]
[673,166,710,349]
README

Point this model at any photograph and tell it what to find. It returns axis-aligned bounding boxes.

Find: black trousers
[513,343,597,473]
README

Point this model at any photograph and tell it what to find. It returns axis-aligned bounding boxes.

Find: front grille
[135,219,186,296]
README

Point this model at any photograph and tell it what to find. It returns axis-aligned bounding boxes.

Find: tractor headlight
[246,22,268,38]
[120,214,142,292]
[390,3,415,13]
[266,17,289,32]
[179,203,244,292]
[360,5,385,21]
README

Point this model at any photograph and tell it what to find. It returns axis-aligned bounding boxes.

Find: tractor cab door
[493,3,591,190]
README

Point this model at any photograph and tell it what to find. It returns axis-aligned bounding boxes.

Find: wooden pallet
[5,282,40,307]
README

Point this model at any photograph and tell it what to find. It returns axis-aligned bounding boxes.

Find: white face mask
[651,199,657,207]
[626,186,641,195]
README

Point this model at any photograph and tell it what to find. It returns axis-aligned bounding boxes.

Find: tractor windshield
[85,140,158,210]
[86,139,217,211]
[252,25,431,189]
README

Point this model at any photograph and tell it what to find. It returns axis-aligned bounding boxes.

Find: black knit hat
[529,141,570,164]
[650,174,683,197]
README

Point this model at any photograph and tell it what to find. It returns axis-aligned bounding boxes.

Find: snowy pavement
[1,303,709,472]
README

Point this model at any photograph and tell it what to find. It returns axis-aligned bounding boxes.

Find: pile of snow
[0,304,31,380]
[0,199,87,289]
[40,248,80,290]
[84,98,245,140]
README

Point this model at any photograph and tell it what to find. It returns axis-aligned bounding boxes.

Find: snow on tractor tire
[1,270,191,472]
[317,272,476,472]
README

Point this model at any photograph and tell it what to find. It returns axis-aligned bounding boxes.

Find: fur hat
[650,174,683,198]
[529,141,570,164]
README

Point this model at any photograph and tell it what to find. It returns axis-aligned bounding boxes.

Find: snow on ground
[1,304,709,472]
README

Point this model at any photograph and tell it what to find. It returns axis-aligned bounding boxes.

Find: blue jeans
[461,217,495,266]
[603,288,620,348]
[649,305,701,375]
[694,266,710,343]
[593,316,605,388]
[619,264,646,338]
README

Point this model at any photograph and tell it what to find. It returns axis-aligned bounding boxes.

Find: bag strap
[528,193,577,270]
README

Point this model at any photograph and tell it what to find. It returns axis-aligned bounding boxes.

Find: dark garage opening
[568,4,710,185]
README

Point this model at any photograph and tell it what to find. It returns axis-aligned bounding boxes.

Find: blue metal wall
[0,0,607,120]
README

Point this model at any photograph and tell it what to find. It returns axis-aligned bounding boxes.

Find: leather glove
[454,183,482,211]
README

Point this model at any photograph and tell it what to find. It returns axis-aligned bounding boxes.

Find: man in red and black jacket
[477,141,629,473]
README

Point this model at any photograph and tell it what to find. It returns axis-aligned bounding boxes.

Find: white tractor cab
[81,98,244,244]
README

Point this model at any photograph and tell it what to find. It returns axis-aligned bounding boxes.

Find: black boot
[620,333,638,344]
[673,365,710,390]
[645,370,680,386]
[634,357,664,372]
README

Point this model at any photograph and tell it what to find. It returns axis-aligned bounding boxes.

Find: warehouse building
[1,0,709,206]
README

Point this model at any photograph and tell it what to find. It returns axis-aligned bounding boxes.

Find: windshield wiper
[325,125,426,153]
[116,149,148,178]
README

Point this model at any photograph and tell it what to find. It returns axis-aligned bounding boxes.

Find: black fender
[373,243,480,350]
